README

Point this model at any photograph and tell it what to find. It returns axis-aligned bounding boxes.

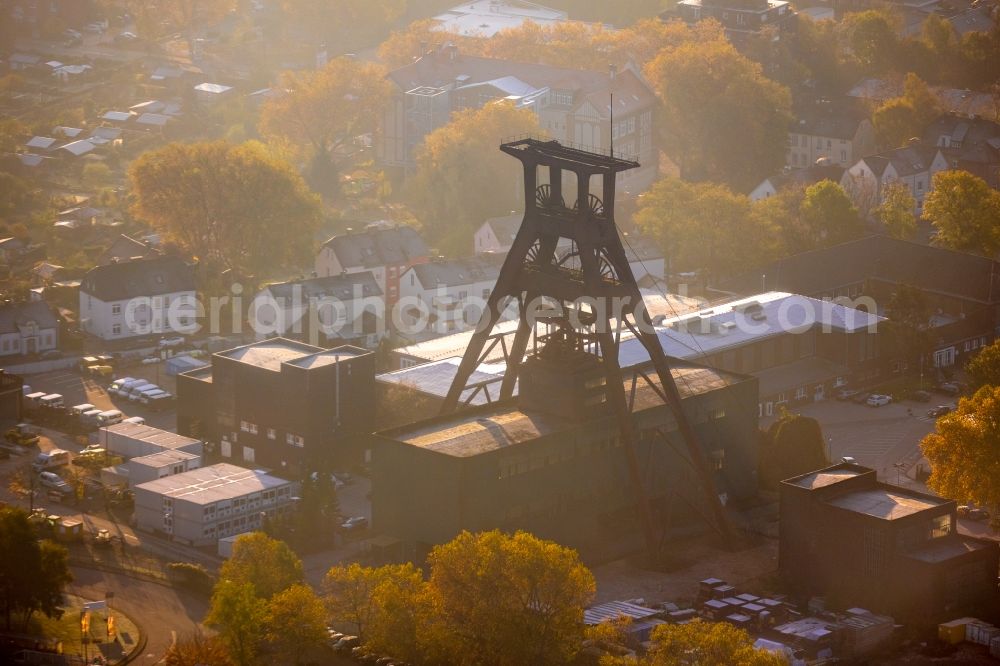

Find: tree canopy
[603,620,787,665]
[129,140,321,284]
[872,74,941,149]
[265,584,328,665]
[921,385,1000,521]
[0,508,72,632]
[635,177,781,283]
[875,181,917,239]
[924,170,1000,256]
[219,531,304,599]
[799,180,864,249]
[644,37,792,190]
[424,530,595,666]
[408,101,542,255]
[206,580,264,666]
[759,412,829,489]
[259,58,391,190]
[966,338,1000,390]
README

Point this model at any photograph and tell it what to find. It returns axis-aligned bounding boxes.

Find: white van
[81,409,103,425]
[39,394,64,409]
[96,410,124,427]
[33,449,71,470]
[123,416,146,425]
[24,391,47,408]
[70,403,95,417]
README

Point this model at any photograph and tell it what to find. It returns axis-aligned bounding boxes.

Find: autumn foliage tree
[759,412,829,490]
[259,58,391,191]
[265,584,328,665]
[603,620,787,665]
[219,531,304,599]
[966,338,1000,390]
[875,181,917,239]
[924,170,1000,256]
[921,385,1000,523]
[644,36,792,190]
[408,101,542,255]
[164,632,233,666]
[129,141,321,285]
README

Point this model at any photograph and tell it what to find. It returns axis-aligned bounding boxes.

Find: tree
[883,284,930,377]
[966,338,1000,390]
[604,620,786,665]
[423,530,595,666]
[759,412,829,489]
[873,74,941,149]
[408,101,542,255]
[921,385,1000,523]
[635,177,781,284]
[841,10,898,73]
[0,508,72,631]
[126,0,235,58]
[799,180,864,248]
[129,140,321,284]
[206,580,264,666]
[644,37,792,190]
[364,563,427,663]
[219,532,303,599]
[164,632,234,666]
[874,181,916,239]
[259,58,391,192]
[924,170,1000,255]
[265,584,328,665]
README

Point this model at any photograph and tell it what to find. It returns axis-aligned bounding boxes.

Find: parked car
[866,394,892,407]
[910,390,932,402]
[38,471,72,494]
[958,505,990,521]
[927,405,952,418]
[340,516,368,532]
[333,636,360,653]
[937,381,963,396]
[159,336,185,348]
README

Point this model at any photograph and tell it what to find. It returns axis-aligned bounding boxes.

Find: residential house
[923,114,1000,190]
[96,234,160,266]
[0,237,45,271]
[399,255,505,335]
[251,272,384,348]
[315,223,430,308]
[79,256,196,342]
[721,235,1000,371]
[0,300,59,357]
[193,82,234,104]
[841,143,948,214]
[380,47,659,190]
[787,100,876,169]
[749,163,845,202]
[673,0,796,41]
[176,338,376,471]
[781,462,999,624]
[472,215,665,280]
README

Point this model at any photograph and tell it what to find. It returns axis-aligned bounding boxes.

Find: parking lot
[21,367,177,433]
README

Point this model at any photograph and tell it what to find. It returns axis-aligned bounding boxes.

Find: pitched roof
[0,300,59,334]
[923,114,1000,165]
[97,234,160,266]
[26,136,56,150]
[860,144,941,178]
[265,271,382,302]
[80,256,195,302]
[322,224,429,269]
[409,255,504,289]
[758,164,845,194]
[58,139,96,156]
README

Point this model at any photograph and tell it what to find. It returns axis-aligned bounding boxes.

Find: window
[917,180,924,191]
[242,447,255,463]
[112,324,121,336]
[840,150,847,163]
[286,433,304,448]
[795,387,807,400]
[267,428,276,440]
[111,304,121,315]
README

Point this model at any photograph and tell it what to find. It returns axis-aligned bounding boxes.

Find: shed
[166,354,209,376]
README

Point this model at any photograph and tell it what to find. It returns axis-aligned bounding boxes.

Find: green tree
[423,530,595,666]
[129,140,321,284]
[365,563,427,663]
[800,180,864,248]
[841,10,898,73]
[635,177,781,284]
[751,185,810,254]
[921,385,1000,524]
[0,508,72,631]
[884,284,930,378]
[603,620,787,665]
[81,162,113,189]
[872,98,920,150]
[164,632,234,666]
[408,101,542,255]
[258,58,391,193]
[644,37,792,189]
[206,580,264,666]
[924,170,1000,255]
[966,338,1000,390]
[219,532,303,600]
[265,584,328,665]
[759,412,829,490]
[874,181,916,239]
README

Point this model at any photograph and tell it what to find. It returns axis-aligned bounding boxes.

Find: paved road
[67,567,206,665]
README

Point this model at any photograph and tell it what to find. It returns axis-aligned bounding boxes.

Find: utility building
[780,463,999,624]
